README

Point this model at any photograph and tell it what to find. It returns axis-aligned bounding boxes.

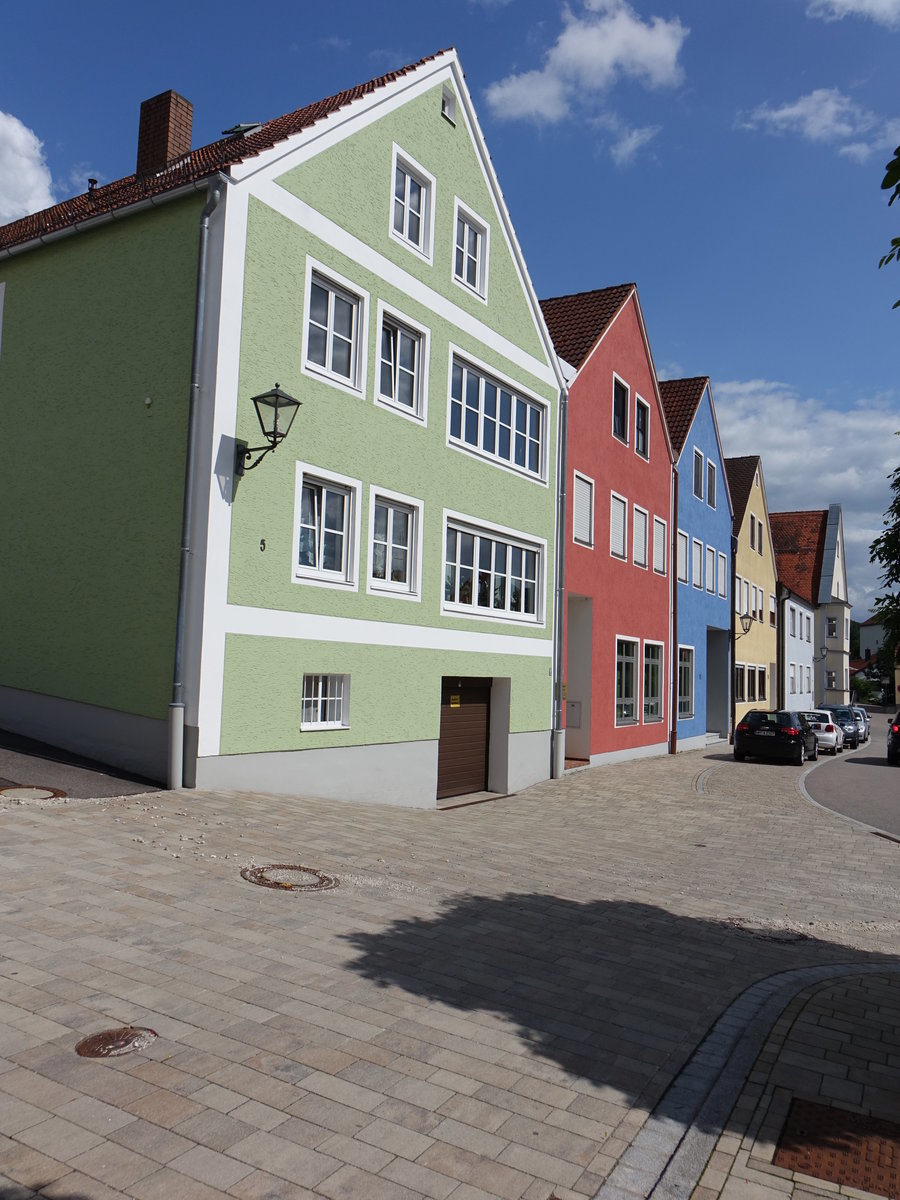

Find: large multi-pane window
[306,273,361,386]
[454,205,487,295]
[450,358,542,477]
[444,522,540,620]
[616,638,638,724]
[643,643,662,722]
[301,673,349,730]
[678,647,694,718]
[379,315,423,415]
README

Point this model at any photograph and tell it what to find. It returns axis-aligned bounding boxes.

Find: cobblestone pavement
[0,748,897,1200]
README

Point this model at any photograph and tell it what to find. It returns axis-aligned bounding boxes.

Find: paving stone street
[1,748,898,1200]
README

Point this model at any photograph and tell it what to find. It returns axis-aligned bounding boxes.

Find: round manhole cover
[240,863,338,892]
[0,786,67,801]
[75,1026,157,1058]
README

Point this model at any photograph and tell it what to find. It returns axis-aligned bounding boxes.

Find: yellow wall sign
[450,694,461,708]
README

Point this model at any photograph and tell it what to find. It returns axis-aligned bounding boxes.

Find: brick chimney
[136,90,193,177]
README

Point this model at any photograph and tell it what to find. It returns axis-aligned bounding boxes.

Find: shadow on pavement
[0,727,158,798]
[344,891,897,1143]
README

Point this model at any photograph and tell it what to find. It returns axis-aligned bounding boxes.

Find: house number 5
[259,539,266,552]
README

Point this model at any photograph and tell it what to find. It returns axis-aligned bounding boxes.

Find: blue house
[660,378,734,750]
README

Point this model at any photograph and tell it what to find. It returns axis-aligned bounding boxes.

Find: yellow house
[725,456,778,728]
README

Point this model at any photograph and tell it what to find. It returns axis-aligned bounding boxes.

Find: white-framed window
[390,145,434,261]
[706,545,715,593]
[735,573,742,613]
[734,662,745,703]
[747,665,757,702]
[826,669,836,689]
[301,673,349,730]
[845,617,850,640]
[718,552,727,598]
[806,615,811,642]
[367,486,423,601]
[692,538,703,589]
[757,588,764,622]
[293,463,361,589]
[743,579,750,617]
[677,530,688,583]
[826,616,837,638]
[678,646,694,718]
[303,263,367,394]
[453,200,489,299]
[790,607,796,637]
[573,472,594,547]
[376,303,428,420]
[790,663,796,694]
[749,512,756,549]
[758,667,767,701]
[752,584,758,619]
[633,506,648,568]
[806,665,811,693]
[610,492,628,560]
[635,398,650,459]
[707,460,716,509]
[693,449,704,500]
[758,520,764,555]
[769,594,777,627]
[441,85,456,124]
[643,642,663,723]
[613,377,629,443]
[449,353,544,479]
[443,513,543,623]
[653,517,667,575]
[616,637,639,725]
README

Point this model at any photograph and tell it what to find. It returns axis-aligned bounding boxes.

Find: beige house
[725,456,778,728]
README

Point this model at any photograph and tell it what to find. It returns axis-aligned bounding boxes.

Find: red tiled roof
[0,51,451,253]
[769,510,828,608]
[723,455,760,532]
[539,284,635,370]
[658,376,708,456]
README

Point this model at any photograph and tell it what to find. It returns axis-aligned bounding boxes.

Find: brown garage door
[437,678,491,800]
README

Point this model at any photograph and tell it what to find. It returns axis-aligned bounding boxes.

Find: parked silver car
[802,710,844,756]
[852,707,870,743]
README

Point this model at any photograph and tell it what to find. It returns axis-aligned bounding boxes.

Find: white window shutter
[573,475,593,545]
[610,495,626,557]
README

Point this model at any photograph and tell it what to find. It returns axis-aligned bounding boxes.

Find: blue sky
[2,0,897,617]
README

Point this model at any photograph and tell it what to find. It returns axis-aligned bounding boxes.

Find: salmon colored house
[541,284,674,765]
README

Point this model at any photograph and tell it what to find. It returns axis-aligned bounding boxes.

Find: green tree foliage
[870,436,900,661]
[880,144,900,309]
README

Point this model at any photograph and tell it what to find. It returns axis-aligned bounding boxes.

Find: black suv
[831,706,860,750]
[889,713,900,765]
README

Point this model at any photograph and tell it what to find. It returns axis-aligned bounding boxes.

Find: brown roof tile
[539,284,635,369]
[658,376,708,457]
[723,455,760,533]
[769,510,828,608]
[0,50,451,253]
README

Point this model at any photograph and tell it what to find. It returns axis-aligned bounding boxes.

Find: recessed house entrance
[437,677,491,799]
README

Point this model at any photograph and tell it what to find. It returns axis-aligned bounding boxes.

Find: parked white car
[802,710,844,756]
[852,707,870,743]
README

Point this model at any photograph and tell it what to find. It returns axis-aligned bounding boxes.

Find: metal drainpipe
[168,176,226,790]
[551,385,569,779]
[776,584,788,709]
[669,468,679,754]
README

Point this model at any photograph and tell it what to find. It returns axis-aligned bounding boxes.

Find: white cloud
[485,0,688,158]
[714,378,899,613]
[739,88,900,163]
[0,112,55,223]
[806,0,900,27]
[610,123,660,165]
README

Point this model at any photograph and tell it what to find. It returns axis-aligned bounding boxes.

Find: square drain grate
[774,1099,900,1198]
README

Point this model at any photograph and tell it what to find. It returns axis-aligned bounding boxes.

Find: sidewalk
[0,748,897,1200]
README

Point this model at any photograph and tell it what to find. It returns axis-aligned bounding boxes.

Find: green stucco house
[0,51,564,806]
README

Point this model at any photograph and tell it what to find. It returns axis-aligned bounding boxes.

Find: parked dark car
[889,713,900,765]
[831,706,860,750]
[734,710,819,764]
